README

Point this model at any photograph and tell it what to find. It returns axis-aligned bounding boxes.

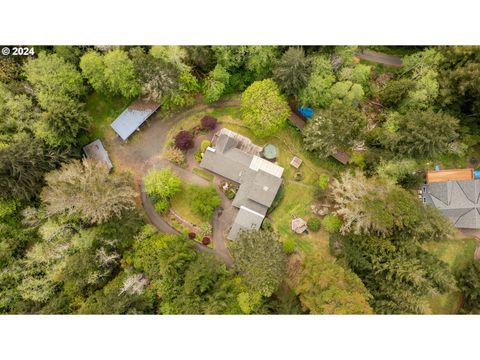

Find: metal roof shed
[110,99,160,141]
[83,139,113,170]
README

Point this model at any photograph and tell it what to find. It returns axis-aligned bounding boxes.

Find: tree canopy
[382,109,460,158]
[288,253,373,314]
[273,47,310,97]
[230,229,287,297]
[241,79,290,137]
[41,159,136,224]
[303,104,367,158]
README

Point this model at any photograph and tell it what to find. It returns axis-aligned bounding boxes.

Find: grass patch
[81,92,130,146]
[162,110,209,154]
[423,237,477,314]
[170,182,206,227]
[209,107,242,118]
[192,167,214,182]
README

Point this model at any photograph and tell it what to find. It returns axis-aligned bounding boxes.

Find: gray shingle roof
[227,206,264,240]
[249,170,283,207]
[423,179,480,229]
[110,99,159,141]
[200,129,285,240]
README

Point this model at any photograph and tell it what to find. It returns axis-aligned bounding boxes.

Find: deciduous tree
[241,79,290,137]
[41,159,136,224]
[24,52,86,109]
[288,253,373,314]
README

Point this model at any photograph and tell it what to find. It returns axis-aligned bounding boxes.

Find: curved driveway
[107,98,239,267]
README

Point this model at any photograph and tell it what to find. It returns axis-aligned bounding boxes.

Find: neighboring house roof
[82,139,113,170]
[426,168,473,183]
[110,98,159,141]
[200,129,284,240]
[422,179,480,229]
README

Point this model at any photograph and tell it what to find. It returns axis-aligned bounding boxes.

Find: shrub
[318,174,330,190]
[283,238,296,254]
[349,151,365,170]
[154,198,170,214]
[322,214,342,234]
[199,223,212,237]
[307,217,321,232]
[200,140,211,152]
[165,146,186,166]
[261,218,272,231]
[201,116,218,130]
[268,184,284,214]
[174,130,194,150]
[144,168,181,200]
[202,237,211,245]
[190,185,221,220]
[225,188,236,200]
[194,149,203,163]
[188,232,196,239]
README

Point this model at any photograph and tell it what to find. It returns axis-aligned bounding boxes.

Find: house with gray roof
[200,128,284,240]
[111,98,159,141]
[422,179,480,229]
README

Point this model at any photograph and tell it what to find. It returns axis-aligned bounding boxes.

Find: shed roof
[426,168,473,183]
[332,151,350,165]
[82,139,113,170]
[291,218,308,233]
[290,156,303,169]
[110,99,159,141]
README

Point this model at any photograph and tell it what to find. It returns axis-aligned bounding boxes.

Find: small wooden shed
[291,218,308,234]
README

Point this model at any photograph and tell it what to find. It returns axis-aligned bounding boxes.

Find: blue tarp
[474,170,480,179]
[297,106,314,118]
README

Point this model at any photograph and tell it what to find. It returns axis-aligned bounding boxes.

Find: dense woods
[1,45,480,314]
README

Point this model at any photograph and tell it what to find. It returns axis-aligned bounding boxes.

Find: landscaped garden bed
[143,167,219,249]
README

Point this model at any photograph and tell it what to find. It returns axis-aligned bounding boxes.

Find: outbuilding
[111,98,160,141]
[83,139,113,170]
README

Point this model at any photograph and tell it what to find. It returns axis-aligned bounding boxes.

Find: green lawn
[211,112,336,258]
[80,92,130,146]
[423,237,477,314]
[209,106,242,118]
[192,167,214,182]
[170,182,207,227]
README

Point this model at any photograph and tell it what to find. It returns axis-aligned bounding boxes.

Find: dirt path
[356,49,403,67]
[104,97,239,266]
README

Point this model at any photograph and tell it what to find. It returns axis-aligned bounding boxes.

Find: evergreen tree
[0,140,68,201]
[303,104,367,158]
[273,47,310,97]
[230,229,287,297]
